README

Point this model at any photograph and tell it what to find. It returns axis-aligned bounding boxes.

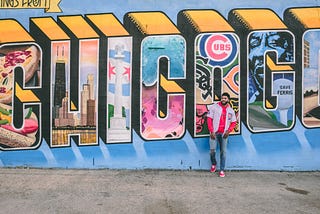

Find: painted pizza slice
[0,45,40,104]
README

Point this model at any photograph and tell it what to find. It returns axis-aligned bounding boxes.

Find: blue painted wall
[0,0,319,171]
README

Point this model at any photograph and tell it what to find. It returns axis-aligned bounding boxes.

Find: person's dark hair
[221,92,230,100]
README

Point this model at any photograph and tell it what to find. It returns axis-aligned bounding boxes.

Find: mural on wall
[123,11,188,141]
[53,16,99,146]
[52,39,98,146]
[195,33,240,136]
[0,43,41,149]
[247,30,295,132]
[51,40,71,146]
[107,37,132,143]
[228,9,296,133]
[0,1,319,170]
[140,35,186,140]
[302,30,320,127]
[0,19,42,150]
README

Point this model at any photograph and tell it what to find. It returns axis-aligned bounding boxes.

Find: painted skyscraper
[54,46,66,107]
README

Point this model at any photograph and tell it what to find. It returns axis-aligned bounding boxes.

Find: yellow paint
[183,10,234,32]
[265,99,274,109]
[31,17,69,40]
[232,9,286,30]
[267,55,293,71]
[159,111,165,118]
[70,101,77,111]
[86,14,129,36]
[160,74,184,93]
[58,16,99,39]
[128,12,180,34]
[0,20,34,43]
[15,83,40,102]
[288,8,320,29]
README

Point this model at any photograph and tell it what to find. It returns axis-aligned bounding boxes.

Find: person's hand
[223,131,230,139]
[210,132,216,139]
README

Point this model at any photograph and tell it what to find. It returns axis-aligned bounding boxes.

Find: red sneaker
[210,165,216,173]
[219,171,225,177]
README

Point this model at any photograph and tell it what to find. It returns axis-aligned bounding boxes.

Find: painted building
[0,0,319,170]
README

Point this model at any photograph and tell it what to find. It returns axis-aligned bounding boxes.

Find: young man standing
[206,92,237,177]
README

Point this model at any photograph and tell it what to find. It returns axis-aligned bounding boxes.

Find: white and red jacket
[207,102,237,134]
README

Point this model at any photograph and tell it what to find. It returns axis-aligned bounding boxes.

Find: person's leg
[210,149,216,166]
[209,137,217,167]
[219,136,228,171]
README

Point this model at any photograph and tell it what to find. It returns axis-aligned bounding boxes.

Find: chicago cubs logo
[199,33,238,67]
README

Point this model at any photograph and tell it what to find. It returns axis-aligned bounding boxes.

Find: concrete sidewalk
[0,168,319,214]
